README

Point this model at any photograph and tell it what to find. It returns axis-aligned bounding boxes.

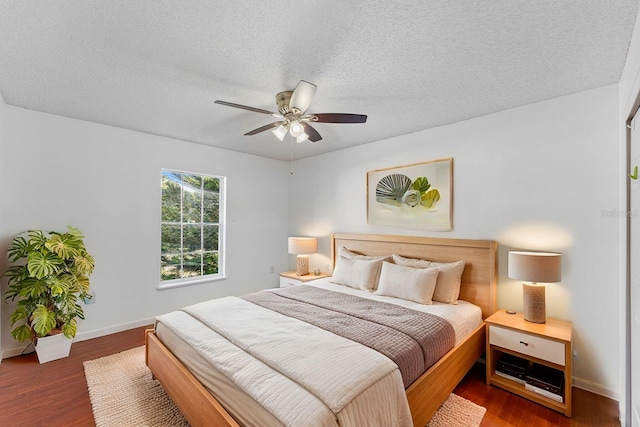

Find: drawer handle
[519,340,529,347]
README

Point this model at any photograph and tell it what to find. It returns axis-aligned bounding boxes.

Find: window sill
[158,275,227,290]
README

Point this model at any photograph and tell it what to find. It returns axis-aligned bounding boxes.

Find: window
[160,169,225,286]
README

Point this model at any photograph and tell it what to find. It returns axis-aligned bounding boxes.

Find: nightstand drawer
[490,325,565,366]
[279,276,302,288]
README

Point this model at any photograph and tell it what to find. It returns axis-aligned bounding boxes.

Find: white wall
[289,85,622,399]
[0,106,290,356]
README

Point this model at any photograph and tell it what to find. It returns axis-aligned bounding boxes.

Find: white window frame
[159,169,226,290]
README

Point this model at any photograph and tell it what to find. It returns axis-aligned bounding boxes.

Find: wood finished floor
[0,326,621,427]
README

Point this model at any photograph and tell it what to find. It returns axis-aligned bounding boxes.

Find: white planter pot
[35,333,73,363]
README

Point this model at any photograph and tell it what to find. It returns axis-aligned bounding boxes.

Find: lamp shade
[508,251,561,283]
[288,237,318,255]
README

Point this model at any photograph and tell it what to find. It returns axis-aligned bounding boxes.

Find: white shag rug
[84,346,486,427]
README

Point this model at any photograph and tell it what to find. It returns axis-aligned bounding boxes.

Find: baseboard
[573,376,619,401]
[1,317,155,360]
[74,317,155,342]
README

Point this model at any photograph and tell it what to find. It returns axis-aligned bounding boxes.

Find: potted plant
[3,226,94,363]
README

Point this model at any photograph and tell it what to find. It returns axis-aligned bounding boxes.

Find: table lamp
[288,237,318,276]
[508,251,562,323]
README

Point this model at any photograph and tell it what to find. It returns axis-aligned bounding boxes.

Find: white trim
[74,317,155,342]
[1,317,155,360]
[573,375,620,401]
[158,274,227,290]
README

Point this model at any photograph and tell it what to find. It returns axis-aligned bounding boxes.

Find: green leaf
[74,253,95,275]
[62,320,77,339]
[50,283,66,296]
[31,305,57,337]
[7,236,29,262]
[9,304,30,325]
[52,273,74,289]
[27,230,48,250]
[27,251,60,279]
[411,177,431,193]
[66,226,84,239]
[74,275,90,293]
[17,277,48,298]
[5,265,29,285]
[75,305,85,321]
[45,234,81,260]
[11,324,33,343]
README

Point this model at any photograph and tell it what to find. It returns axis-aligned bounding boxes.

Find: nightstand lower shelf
[487,349,570,415]
[485,310,572,417]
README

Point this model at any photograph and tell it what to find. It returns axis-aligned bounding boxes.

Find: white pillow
[338,246,392,262]
[376,262,439,304]
[331,256,384,291]
[334,246,392,289]
[391,254,466,304]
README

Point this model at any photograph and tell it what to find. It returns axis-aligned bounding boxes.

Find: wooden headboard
[332,233,497,319]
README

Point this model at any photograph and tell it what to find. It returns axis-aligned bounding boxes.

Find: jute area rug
[84,347,486,427]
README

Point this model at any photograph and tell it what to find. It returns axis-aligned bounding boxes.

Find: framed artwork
[367,158,453,231]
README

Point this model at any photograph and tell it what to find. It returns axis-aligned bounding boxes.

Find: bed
[145,233,497,427]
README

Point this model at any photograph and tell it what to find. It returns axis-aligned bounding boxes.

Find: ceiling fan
[214,80,367,143]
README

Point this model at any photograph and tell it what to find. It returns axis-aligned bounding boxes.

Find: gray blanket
[241,286,455,387]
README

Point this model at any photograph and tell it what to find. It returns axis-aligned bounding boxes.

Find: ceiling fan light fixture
[289,121,305,137]
[296,132,309,143]
[272,124,288,141]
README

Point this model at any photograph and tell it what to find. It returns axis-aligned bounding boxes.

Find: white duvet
[157,296,413,427]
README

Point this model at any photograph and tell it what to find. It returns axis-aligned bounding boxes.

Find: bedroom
[0,1,639,426]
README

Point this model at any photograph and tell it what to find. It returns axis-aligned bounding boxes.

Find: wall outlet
[270,266,274,273]
[572,350,578,358]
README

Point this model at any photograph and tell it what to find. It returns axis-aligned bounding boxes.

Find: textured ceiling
[0,1,638,161]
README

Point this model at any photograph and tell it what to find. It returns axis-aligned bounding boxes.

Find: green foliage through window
[161,170,224,282]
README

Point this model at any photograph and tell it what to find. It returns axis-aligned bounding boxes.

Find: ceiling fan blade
[313,113,367,123]
[289,80,317,114]
[302,122,322,142]
[244,121,284,136]
[215,100,280,116]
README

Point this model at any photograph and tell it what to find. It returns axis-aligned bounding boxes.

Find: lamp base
[523,283,546,323]
[295,255,309,276]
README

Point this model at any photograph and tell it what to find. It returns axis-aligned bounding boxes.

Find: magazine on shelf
[524,383,564,403]
[495,369,526,384]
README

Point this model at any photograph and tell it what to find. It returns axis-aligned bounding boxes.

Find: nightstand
[485,309,572,416]
[279,271,331,288]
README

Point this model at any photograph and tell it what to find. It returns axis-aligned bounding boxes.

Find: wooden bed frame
[146,233,497,427]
